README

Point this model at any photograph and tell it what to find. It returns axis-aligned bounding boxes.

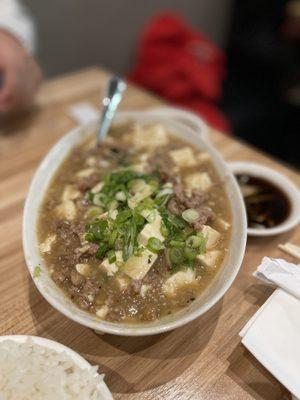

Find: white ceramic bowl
[229,162,300,236]
[0,335,113,399]
[23,107,247,336]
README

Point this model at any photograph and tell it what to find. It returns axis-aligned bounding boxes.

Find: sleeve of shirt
[0,0,36,54]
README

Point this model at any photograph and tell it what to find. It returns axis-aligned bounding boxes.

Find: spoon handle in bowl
[97,76,127,144]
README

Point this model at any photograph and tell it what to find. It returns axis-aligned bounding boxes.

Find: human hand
[0,30,42,113]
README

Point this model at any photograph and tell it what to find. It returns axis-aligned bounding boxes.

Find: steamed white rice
[0,339,104,400]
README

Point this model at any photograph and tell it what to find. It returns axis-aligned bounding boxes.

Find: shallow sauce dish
[23,108,247,336]
[229,162,300,237]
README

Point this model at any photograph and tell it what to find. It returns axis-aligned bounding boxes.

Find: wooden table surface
[0,67,299,400]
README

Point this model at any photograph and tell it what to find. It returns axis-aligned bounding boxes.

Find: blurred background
[24,0,299,167]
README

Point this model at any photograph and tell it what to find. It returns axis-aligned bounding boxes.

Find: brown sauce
[236,174,291,229]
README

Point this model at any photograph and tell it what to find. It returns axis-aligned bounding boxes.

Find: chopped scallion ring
[147,237,164,253]
[182,209,199,223]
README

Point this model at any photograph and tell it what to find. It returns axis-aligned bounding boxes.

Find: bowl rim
[0,334,113,399]
[229,161,300,236]
[23,108,247,336]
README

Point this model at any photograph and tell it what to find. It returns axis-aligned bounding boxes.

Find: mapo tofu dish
[38,123,232,323]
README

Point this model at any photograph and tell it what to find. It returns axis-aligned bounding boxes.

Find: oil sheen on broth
[37,123,232,323]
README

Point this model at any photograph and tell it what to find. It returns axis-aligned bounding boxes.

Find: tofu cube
[131,124,169,148]
[184,172,212,192]
[170,147,197,168]
[62,185,81,202]
[201,225,221,249]
[116,275,130,291]
[216,218,231,231]
[197,250,221,269]
[40,234,56,253]
[162,269,195,297]
[91,182,104,194]
[197,152,211,163]
[139,153,149,162]
[75,263,91,277]
[96,305,109,319]
[76,168,95,178]
[86,156,97,167]
[101,251,123,277]
[122,249,157,280]
[128,184,155,210]
[55,200,76,220]
[138,211,164,246]
[131,162,147,173]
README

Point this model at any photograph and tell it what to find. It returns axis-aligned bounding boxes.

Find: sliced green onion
[86,191,94,202]
[93,193,104,206]
[108,209,118,220]
[108,199,118,211]
[115,191,127,202]
[128,179,147,194]
[182,209,199,223]
[85,232,95,242]
[197,233,207,254]
[169,247,185,265]
[96,243,108,259]
[88,219,108,240]
[142,198,155,209]
[186,235,202,248]
[86,206,103,220]
[123,223,136,261]
[116,209,132,223]
[147,237,164,253]
[184,246,197,261]
[140,209,156,223]
[156,187,173,198]
[108,230,118,247]
[160,221,169,238]
[134,246,145,256]
[107,250,117,264]
[133,212,145,227]
[33,266,41,278]
[167,213,186,229]
[170,239,185,248]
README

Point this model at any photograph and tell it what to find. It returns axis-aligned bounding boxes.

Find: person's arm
[0,0,35,54]
[0,0,42,113]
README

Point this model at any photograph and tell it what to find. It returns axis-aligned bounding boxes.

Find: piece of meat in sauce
[77,173,100,192]
[147,153,176,182]
[168,183,213,230]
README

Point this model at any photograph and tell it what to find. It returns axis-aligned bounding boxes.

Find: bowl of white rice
[0,335,113,400]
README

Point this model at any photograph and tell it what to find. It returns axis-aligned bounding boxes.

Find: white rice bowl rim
[0,335,113,399]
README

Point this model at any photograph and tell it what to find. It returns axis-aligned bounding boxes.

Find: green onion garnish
[147,237,164,253]
[182,209,199,223]
[33,266,41,278]
[169,239,185,248]
[184,246,197,261]
[169,247,185,265]
[96,242,108,259]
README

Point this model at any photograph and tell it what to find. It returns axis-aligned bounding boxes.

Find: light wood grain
[0,67,299,400]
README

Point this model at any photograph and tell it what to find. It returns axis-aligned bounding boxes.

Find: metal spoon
[97,76,127,145]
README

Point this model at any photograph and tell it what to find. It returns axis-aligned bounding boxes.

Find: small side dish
[37,123,232,323]
[236,174,291,229]
[229,161,300,237]
[0,338,106,400]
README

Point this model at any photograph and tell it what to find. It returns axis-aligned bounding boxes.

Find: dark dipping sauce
[236,174,291,229]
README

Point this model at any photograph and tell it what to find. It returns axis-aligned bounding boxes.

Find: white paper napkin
[253,257,300,299]
[240,257,300,399]
[67,102,98,125]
